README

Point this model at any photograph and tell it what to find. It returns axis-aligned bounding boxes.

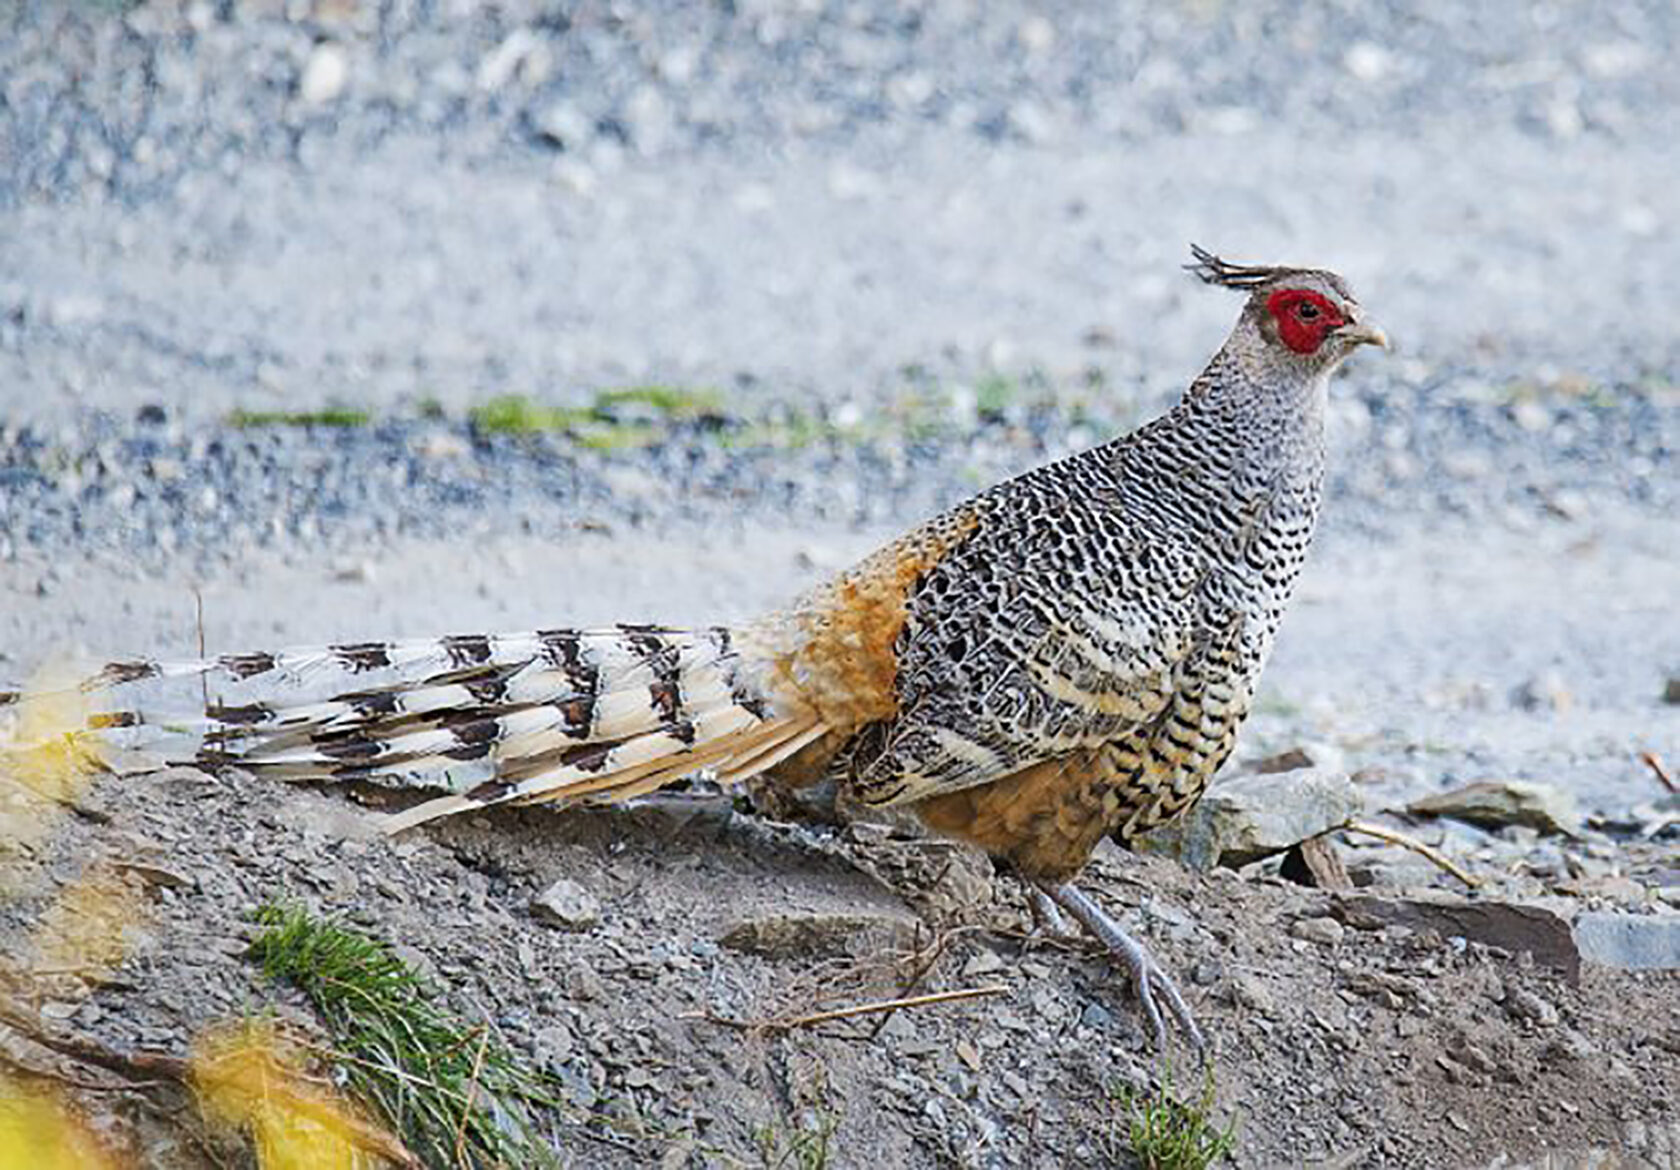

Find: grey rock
[530,878,602,932]
[1510,670,1573,712]
[533,101,594,151]
[1225,972,1276,1017]
[299,43,349,105]
[1664,676,1680,705]
[1505,986,1560,1026]
[1143,767,1361,870]
[1448,1037,1497,1074]
[1249,742,1347,776]
[1290,916,1347,947]
[533,1024,575,1069]
[1408,780,1581,837]
[1573,911,1680,971]
[1541,1027,1600,1066]
[1336,894,1580,981]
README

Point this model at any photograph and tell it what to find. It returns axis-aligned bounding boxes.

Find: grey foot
[1029,887,1071,937]
[1038,880,1205,1055]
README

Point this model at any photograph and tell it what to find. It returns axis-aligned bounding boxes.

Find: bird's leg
[1037,880,1205,1055]
[1028,887,1071,937]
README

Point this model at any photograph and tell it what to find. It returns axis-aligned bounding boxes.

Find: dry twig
[1341,820,1481,889]
[1640,751,1678,795]
[451,1027,493,1169]
[688,984,1008,1034]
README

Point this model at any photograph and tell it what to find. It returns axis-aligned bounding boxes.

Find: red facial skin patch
[1267,288,1346,354]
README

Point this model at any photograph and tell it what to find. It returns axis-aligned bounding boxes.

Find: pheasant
[1,246,1386,1051]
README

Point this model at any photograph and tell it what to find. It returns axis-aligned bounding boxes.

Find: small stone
[1016,15,1056,54]
[1506,987,1559,1026]
[1250,746,1316,774]
[1280,836,1353,891]
[1226,973,1275,1017]
[878,1011,918,1046]
[1143,767,1360,870]
[1450,1038,1497,1074]
[477,29,545,91]
[1510,671,1572,713]
[565,966,603,1001]
[530,879,601,932]
[534,1024,574,1067]
[1290,917,1346,947]
[1542,1028,1599,1066]
[300,43,348,105]
[415,431,468,459]
[1343,41,1394,82]
[1663,676,1680,705]
[1408,780,1580,837]
[533,102,593,150]
[1573,911,1680,971]
[1510,399,1552,432]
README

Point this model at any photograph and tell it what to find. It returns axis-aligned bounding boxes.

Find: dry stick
[868,923,982,1042]
[1640,751,1678,796]
[1341,820,1481,889]
[689,985,1008,1034]
[451,1026,493,1170]
[194,587,210,713]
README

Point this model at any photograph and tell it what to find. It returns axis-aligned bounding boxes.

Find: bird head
[1186,244,1389,373]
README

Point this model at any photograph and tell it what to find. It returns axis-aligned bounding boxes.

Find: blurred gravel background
[0,1,1676,819]
[1,0,1677,418]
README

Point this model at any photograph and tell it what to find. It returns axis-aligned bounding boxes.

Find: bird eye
[1297,302,1321,320]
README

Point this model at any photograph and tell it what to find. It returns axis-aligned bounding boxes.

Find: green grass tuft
[975,373,1017,420]
[592,384,723,419]
[468,385,723,438]
[754,1110,839,1170]
[465,394,589,434]
[227,407,372,428]
[1113,1071,1237,1170]
[247,902,562,1169]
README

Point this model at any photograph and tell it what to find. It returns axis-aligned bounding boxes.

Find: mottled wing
[840,464,1207,807]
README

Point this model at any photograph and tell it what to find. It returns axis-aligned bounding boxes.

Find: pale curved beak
[1337,320,1391,351]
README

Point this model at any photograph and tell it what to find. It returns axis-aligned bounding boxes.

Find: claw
[1038,880,1205,1055]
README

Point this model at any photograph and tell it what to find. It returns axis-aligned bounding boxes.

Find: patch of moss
[592,384,723,420]
[467,386,723,448]
[466,395,591,434]
[227,407,372,428]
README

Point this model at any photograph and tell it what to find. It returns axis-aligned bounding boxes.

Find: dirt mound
[1,762,1673,1167]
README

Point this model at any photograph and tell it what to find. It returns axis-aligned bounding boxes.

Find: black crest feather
[1185,244,1283,290]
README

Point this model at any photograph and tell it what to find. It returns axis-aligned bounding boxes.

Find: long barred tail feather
[1,624,825,834]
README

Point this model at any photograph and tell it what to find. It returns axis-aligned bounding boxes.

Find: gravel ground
[1,2,1678,1167]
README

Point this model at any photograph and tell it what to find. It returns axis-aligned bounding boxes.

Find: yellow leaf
[192,1022,381,1170]
[0,1079,121,1170]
